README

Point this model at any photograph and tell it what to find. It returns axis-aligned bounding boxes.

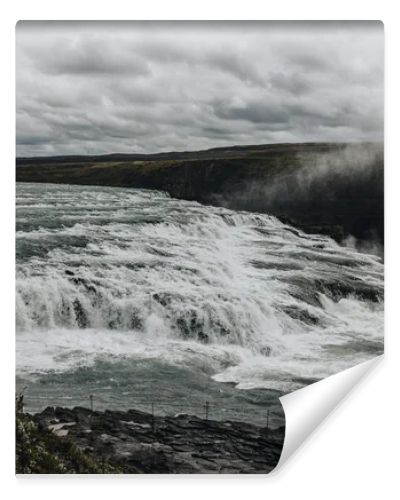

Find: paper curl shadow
[274,355,383,472]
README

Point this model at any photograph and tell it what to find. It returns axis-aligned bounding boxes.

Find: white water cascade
[16,183,384,400]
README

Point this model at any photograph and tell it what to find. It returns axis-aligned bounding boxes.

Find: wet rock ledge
[18,406,285,474]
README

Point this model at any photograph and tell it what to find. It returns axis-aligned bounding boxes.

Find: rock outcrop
[29,406,285,474]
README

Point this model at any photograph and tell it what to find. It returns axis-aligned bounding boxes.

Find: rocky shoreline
[17,406,285,474]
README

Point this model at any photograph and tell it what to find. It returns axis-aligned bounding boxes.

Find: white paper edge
[275,355,383,471]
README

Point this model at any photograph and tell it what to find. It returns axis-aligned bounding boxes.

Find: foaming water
[16,183,383,422]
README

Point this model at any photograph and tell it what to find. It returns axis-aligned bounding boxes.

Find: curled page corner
[276,355,383,471]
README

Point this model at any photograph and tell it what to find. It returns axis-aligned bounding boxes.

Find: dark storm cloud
[22,33,151,78]
[214,100,291,124]
[16,21,383,156]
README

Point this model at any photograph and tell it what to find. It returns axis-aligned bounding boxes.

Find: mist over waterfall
[16,183,384,423]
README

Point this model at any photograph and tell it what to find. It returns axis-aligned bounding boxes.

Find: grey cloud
[26,36,151,77]
[138,40,264,85]
[213,99,290,125]
[268,72,312,95]
[16,21,383,156]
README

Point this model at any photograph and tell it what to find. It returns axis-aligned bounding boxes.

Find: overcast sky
[16,21,383,157]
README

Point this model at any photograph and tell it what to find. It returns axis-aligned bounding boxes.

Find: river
[15,183,384,427]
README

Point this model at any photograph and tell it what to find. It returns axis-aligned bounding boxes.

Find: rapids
[15,183,384,424]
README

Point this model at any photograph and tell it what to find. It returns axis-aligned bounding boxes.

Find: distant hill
[16,142,384,246]
[16,142,356,165]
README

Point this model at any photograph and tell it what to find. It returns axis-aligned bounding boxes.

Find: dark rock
[72,299,89,328]
[260,346,272,357]
[282,306,319,325]
[70,277,97,294]
[31,406,285,474]
[197,332,209,343]
[130,311,143,330]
